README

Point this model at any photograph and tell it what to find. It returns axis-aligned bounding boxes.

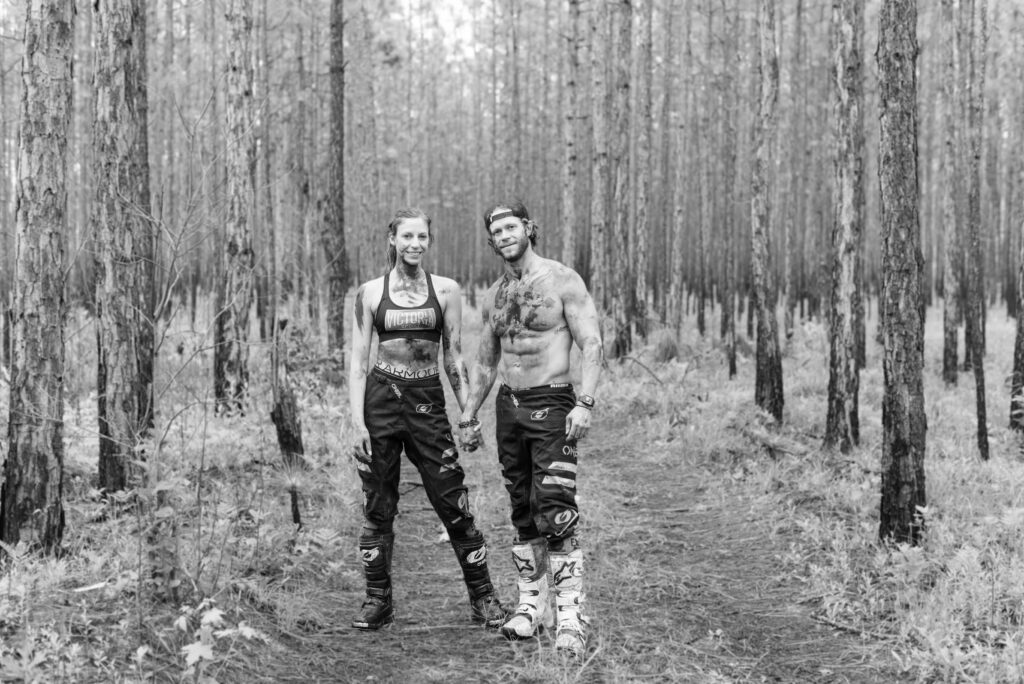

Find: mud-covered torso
[489,263,573,386]
[372,272,444,377]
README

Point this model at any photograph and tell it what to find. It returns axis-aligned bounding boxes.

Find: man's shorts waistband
[499,382,574,397]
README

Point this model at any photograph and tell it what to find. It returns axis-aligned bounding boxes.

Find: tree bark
[824,0,864,453]
[1012,181,1024,431]
[964,0,989,459]
[783,0,805,341]
[941,0,962,386]
[589,0,611,311]
[722,3,739,379]
[610,0,632,358]
[93,0,154,493]
[323,0,349,357]
[667,4,687,333]
[560,0,581,269]
[509,0,523,193]
[655,0,675,322]
[877,0,927,545]
[697,0,712,339]
[258,0,276,340]
[633,0,652,341]
[751,0,784,422]
[214,0,256,414]
[2,0,73,552]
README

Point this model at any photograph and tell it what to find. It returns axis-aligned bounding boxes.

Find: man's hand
[352,425,372,465]
[458,417,482,452]
[565,406,592,442]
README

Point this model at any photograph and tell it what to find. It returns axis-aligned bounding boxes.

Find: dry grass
[1,300,1022,682]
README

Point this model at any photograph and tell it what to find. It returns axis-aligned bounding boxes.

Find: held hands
[458,416,482,452]
[564,405,592,442]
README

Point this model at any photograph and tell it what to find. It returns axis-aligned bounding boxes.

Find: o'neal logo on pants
[553,509,579,535]
[531,408,549,421]
[416,404,432,413]
[361,548,380,563]
[467,548,487,565]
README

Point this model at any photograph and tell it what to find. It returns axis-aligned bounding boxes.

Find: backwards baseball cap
[484,201,530,229]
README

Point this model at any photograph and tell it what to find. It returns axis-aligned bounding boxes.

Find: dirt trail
[587,444,903,683]
[223,415,905,683]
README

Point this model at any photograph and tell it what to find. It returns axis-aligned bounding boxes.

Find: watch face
[578,394,594,407]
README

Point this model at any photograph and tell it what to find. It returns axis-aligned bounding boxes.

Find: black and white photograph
[0,0,1021,681]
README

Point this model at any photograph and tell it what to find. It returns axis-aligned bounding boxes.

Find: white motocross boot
[500,539,554,640]
[550,545,587,658]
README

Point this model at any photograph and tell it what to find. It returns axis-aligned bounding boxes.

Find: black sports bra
[373,272,444,343]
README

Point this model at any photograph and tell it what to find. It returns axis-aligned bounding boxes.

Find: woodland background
[2,0,1024,681]
[3,0,1021,338]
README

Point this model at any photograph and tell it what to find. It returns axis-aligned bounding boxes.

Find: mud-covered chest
[490,280,563,337]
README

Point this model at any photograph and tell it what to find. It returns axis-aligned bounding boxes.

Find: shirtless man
[459,201,603,658]
[348,208,505,631]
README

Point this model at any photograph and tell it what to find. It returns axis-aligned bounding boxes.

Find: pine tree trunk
[668,3,693,333]
[722,4,739,379]
[941,0,961,386]
[783,0,805,341]
[2,0,73,551]
[214,0,256,414]
[751,0,784,422]
[561,0,581,269]
[93,0,154,493]
[509,0,523,192]
[1012,195,1024,431]
[610,0,632,357]
[205,0,222,313]
[259,0,276,336]
[633,0,652,341]
[323,0,349,357]
[824,0,864,453]
[965,0,989,459]
[0,29,8,321]
[878,0,927,545]
[589,0,610,311]
[656,1,675,323]
[252,0,270,343]
[697,0,712,339]
[162,0,176,272]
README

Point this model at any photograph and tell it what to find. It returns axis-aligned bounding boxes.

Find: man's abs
[498,328,573,388]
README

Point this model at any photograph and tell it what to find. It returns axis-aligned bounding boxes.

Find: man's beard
[498,236,529,262]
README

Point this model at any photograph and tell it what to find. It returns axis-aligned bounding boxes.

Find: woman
[348,208,506,630]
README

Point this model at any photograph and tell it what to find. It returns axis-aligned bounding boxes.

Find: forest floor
[5,304,1024,683]
[202,372,908,684]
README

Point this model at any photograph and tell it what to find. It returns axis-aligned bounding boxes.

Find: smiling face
[390,217,432,267]
[488,216,533,262]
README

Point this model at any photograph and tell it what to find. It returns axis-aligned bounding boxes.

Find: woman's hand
[352,425,372,464]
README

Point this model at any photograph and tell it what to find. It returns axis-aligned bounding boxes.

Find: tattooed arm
[561,268,603,443]
[439,277,471,413]
[349,281,376,461]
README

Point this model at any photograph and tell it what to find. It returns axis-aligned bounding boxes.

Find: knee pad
[535,507,579,540]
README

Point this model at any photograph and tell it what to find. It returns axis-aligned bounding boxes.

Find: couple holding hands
[347,201,603,659]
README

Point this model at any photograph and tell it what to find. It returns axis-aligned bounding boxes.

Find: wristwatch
[576,394,595,409]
